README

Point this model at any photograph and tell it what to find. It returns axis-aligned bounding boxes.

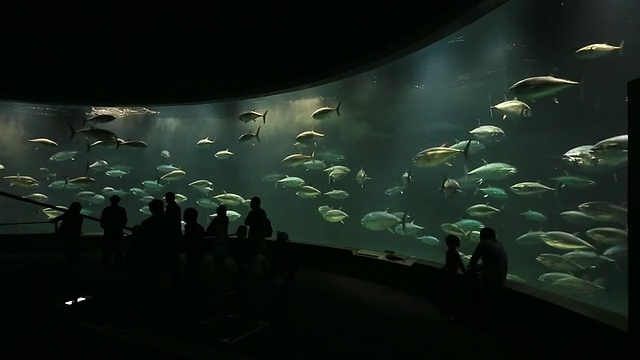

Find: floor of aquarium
[0,252,626,359]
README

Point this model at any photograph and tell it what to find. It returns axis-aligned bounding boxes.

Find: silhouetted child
[440,235,465,317]
[270,231,298,283]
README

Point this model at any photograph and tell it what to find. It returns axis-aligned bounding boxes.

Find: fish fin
[553,97,559,104]
[335,102,341,116]
[445,162,452,167]
[255,126,261,143]
[68,123,76,142]
[263,110,268,123]
[481,158,488,165]
[502,114,507,120]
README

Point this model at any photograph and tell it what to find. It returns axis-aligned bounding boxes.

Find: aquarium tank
[0,0,631,317]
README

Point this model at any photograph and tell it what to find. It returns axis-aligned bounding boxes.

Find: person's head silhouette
[480,227,496,241]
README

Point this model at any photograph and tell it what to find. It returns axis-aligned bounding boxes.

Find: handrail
[0,191,133,231]
[0,221,52,226]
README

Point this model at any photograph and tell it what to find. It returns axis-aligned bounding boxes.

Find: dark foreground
[0,250,628,359]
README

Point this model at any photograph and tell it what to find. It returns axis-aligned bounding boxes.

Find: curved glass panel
[0,0,631,317]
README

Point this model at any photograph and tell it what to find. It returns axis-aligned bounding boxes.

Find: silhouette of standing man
[244,196,272,273]
[466,227,508,322]
[51,202,84,281]
[164,192,182,288]
[100,195,128,272]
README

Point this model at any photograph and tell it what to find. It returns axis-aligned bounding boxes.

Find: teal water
[0,0,631,316]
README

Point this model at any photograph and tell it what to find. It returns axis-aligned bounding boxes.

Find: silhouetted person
[270,231,298,283]
[184,207,206,275]
[440,235,465,317]
[443,235,465,274]
[164,192,182,284]
[164,192,182,236]
[136,199,175,318]
[51,202,84,280]
[206,204,229,272]
[244,196,272,273]
[228,225,248,292]
[466,227,508,322]
[100,195,128,272]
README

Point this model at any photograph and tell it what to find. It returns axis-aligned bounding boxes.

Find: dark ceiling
[0,1,507,107]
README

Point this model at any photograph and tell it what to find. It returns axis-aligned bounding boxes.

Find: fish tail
[256,126,261,143]
[336,102,341,116]
[85,139,91,152]
[115,141,121,149]
[263,110,268,124]
[489,106,494,119]
[68,123,76,141]
[462,140,471,160]
[619,40,624,54]
[440,173,446,194]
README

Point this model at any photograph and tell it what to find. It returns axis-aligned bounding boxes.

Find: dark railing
[0,191,133,232]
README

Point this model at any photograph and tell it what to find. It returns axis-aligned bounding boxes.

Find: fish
[536,253,585,272]
[361,210,406,231]
[296,130,325,145]
[385,185,406,196]
[508,75,579,101]
[585,227,627,245]
[413,140,471,168]
[239,110,267,124]
[158,169,186,183]
[490,99,532,120]
[469,125,505,143]
[105,169,129,178]
[322,209,349,224]
[540,231,596,251]
[116,140,148,149]
[515,230,546,245]
[215,149,234,159]
[578,201,627,225]
[355,167,371,188]
[49,151,79,162]
[551,174,595,188]
[82,114,116,126]
[86,160,109,173]
[440,173,462,198]
[520,210,548,222]
[69,123,118,142]
[417,236,439,246]
[23,193,49,202]
[312,102,341,120]
[213,191,245,206]
[196,137,215,147]
[276,176,305,188]
[466,161,517,181]
[509,182,555,196]
[401,170,412,187]
[324,190,349,200]
[477,186,507,201]
[238,126,261,144]
[209,210,242,222]
[188,180,213,188]
[282,153,314,167]
[575,41,624,59]
[466,204,500,217]
[157,164,181,173]
[28,138,59,148]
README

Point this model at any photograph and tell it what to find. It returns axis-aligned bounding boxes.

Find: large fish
[239,110,267,124]
[69,123,118,142]
[312,102,341,120]
[575,41,623,59]
[413,140,471,168]
[508,76,579,101]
